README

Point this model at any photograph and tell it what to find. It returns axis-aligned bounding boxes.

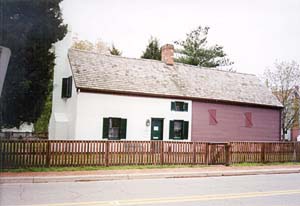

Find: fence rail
[0,140,299,169]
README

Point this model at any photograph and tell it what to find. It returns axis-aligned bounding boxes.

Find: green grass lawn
[2,162,300,173]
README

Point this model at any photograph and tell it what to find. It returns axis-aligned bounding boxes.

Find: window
[61,76,72,98]
[208,109,217,125]
[109,118,120,139]
[244,112,253,128]
[171,101,188,112]
[174,121,183,138]
[169,120,189,140]
[103,117,127,140]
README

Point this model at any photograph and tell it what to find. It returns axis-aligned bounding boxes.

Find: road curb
[1,168,300,184]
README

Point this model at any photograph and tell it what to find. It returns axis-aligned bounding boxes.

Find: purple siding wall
[192,102,280,142]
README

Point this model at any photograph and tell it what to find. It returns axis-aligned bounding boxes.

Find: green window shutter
[169,120,174,139]
[171,102,176,111]
[183,121,189,139]
[67,76,72,98]
[61,78,68,98]
[120,119,127,139]
[61,76,72,98]
[183,103,188,111]
[102,118,109,139]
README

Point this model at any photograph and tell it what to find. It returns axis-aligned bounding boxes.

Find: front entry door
[151,118,163,140]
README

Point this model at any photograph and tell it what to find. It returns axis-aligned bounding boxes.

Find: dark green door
[151,118,164,140]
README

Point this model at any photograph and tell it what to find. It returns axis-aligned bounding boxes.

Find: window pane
[175,102,184,111]
[111,118,120,127]
[174,121,183,138]
[175,104,181,111]
[109,128,119,138]
[108,118,120,139]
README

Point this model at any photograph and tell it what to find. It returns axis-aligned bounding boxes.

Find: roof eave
[77,87,283,110]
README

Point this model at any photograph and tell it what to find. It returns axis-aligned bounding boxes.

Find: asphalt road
[1,173,300,206]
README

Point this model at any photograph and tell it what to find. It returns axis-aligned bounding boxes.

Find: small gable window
[171,101,188,112]
[61,76,72,98]
[244,112,253,128]
[103,117,127,140]
[169,120,189,140]
[208,109,217,125]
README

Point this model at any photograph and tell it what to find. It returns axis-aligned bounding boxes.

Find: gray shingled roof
[68,49,282,108]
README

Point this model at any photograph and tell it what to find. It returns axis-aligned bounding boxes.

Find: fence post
[46,141,51,167]
[105,141,109,167]
[205,143,210,165]
[261,143,265,163]
[292,142,296,162]
[160,141,164,165]
[225,143,231,166]
[192,142,196,165]
[295,142,299,162]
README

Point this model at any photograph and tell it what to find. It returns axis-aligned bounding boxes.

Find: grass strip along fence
[0,140,300,169]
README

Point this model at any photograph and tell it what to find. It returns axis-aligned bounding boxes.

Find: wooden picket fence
[0,140,299,169]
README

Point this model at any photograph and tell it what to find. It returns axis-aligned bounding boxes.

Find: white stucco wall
[49,32,78,140]
[75,92,192,141]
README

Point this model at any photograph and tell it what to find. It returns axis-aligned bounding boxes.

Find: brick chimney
[161,44,174,65]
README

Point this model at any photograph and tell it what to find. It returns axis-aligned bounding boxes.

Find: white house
[49,36,192,141]
[49,35,282,142]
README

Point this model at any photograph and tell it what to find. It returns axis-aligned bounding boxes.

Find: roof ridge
[68,48,255,77]
[69,48,165,64]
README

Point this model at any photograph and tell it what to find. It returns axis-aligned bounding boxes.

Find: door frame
[150,118,164,140]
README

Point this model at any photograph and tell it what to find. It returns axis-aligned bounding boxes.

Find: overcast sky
[61,0,300,75]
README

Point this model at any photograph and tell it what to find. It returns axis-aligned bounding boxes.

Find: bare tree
[72,39,94,51]
[264,61,300,140]
[94,39,110,55]
[71,37,110,55]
